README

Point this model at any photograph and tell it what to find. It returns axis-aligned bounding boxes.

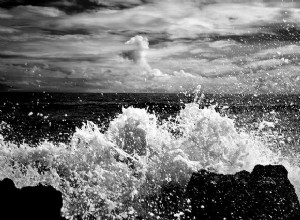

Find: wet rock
[248,165,300,220]
[186,164,300,220]
[158,181,186,219]
[0,178,66,220]
[136,180,186,220]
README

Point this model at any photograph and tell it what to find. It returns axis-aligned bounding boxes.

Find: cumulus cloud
[123,35,166,78]
[124,35,150,68]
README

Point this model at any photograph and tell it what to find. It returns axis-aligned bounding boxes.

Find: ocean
[1,92,300,148]
[1,92,300,219]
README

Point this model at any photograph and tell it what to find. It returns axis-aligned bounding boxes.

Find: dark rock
[0,178,20,220]
[248,165,300,220]
[0,178,66,220]
[159,181,186,219]
[20,184,65,220]
[185,169,250,219]
[135,180,187,220]
[186,164,300,220]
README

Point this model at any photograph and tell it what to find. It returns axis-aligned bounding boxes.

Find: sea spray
[0,123,145,219]
[0,98,300,219]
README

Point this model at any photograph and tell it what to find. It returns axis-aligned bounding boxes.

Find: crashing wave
[0,99,300,219]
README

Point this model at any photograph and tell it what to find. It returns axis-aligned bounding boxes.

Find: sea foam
[0,100,300,219]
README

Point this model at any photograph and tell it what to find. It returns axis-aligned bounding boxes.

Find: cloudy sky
[1,0,300,93]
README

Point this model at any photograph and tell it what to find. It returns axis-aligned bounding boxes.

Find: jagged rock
[186,164,300,220]
[0,178,66,220]
[248,165,300,220]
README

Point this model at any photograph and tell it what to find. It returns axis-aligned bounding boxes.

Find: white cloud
[208,40,239,49]
[124,35,169,78]
[10,5,65,18]
[245,58,286,71]
[173,70,195,78]
[125,35,150,70]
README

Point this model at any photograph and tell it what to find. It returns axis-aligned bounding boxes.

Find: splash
[0,93,300,219]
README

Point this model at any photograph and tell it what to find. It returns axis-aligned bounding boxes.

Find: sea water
[0,91,300,219]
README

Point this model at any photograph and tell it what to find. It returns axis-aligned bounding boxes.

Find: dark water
[0,92,300,148]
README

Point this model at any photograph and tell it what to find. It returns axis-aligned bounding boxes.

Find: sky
[1,0,300,93]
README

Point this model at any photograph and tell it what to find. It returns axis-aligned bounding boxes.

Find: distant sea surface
[0,92,300,151]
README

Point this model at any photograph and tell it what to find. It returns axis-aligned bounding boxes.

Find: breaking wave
[0,94,300,219]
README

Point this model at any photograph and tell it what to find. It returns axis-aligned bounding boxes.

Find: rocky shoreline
[0,164,299,220]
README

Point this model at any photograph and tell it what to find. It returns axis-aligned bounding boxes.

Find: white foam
[0,98,300,219]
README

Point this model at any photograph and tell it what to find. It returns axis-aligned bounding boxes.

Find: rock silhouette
[1,164,299,220]
[186,164,300,220]
[0,178,66,220]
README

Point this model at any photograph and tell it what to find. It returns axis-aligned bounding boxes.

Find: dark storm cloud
[40,28,91,36]
[0,53,103,62]
[210,24,300,44]
[8,62,73,76]
[0,83,13,92]
[0,0,96,13]
[109,30,173,46]
[0,45,106,68]
[0,54,28,59]
[0,75,15,91]
[261,22,300,42]
[0,0,144,13]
